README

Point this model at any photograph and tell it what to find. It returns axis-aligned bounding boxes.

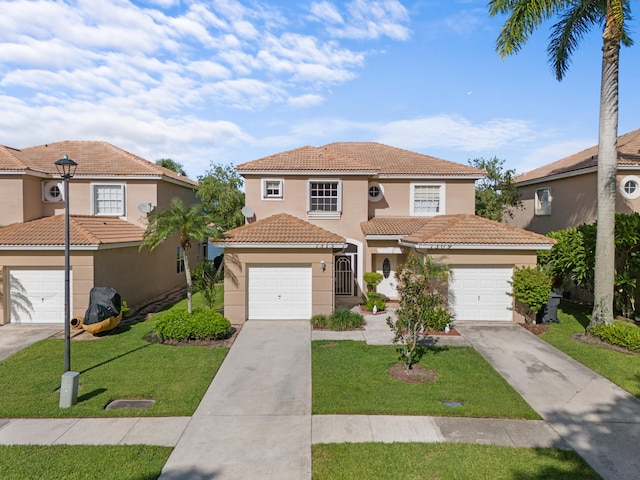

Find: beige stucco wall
[222,248,335,323]
[0,250,94,325]
[508,170,640,234]
[0,176,27,226]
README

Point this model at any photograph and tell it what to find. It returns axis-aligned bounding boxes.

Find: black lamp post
[55,155,77,373]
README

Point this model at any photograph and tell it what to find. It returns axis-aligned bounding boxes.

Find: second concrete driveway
[159,320,311,480]
[456,322,640,480]
[0,324,62,361]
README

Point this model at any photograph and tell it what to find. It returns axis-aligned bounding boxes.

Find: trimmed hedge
[311,309,365,331]
[589,323,640,353]
[154,308,232,341]
[364,292,386,312]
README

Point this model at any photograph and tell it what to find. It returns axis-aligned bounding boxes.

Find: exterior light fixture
[320,260,326,271]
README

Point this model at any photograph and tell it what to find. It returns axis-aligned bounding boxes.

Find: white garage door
[449,267,513,321]
[8,269,69,324]
[248,266,312,320]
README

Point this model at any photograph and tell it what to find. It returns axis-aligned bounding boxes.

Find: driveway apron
[0,325,62,361]
[159,320,311,480]
[456,322,640,480]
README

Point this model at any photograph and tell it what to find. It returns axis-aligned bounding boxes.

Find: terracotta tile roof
[323,142,485,176]
[218,213,345,245]
[361,217,433,236]
[0,215,144,247]
[1,141,197,186]
[236,143,485,177]
[400,214,554,246]
[236,145,377,172]
[516,129,640,183]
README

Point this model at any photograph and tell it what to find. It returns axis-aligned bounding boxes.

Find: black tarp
[84,287,122,326]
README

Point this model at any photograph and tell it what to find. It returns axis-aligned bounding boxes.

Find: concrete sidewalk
[456,322,640,480]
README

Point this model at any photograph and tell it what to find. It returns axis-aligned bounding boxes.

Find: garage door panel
[9,269,69,324]
[450,267,512,321]
[248,266,312,320]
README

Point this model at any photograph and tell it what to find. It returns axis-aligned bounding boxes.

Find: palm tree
[141,197,219,314]
[489,0,633,326]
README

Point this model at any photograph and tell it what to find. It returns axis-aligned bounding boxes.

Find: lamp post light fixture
[55,155,79,408]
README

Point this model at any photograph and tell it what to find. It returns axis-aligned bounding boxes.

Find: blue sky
[1,0,638,179]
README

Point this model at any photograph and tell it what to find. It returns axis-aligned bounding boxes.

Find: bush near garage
[154,308,232,341]
[589,323,640,353]
[311,309,365,330]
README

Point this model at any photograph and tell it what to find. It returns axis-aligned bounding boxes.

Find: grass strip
[540,302,640,397]
[312,443,600,480]
[0,445,171,480]
[312,340,539,419]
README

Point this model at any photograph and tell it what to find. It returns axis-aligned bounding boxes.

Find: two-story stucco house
[0,141,202,325]
[506,128,640,234]
[214,142,554,324]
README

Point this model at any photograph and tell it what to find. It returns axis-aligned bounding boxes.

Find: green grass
[312,443,600,480]
[0,296,229,417]
[0,445,171,480]
[172,286,224,312]
[312,341,539,419]
[540,302,640,397]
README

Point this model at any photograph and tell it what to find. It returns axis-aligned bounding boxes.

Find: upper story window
[620,176,640,200]
[410,183,444,216]
[535,187,551,216]
[262,179,283,199]
[308,180,341,218]
[92,183,125,216]
[368,182,384,202]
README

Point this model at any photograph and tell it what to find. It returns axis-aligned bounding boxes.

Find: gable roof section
[0,215,144,249]
[236,143,485,178]
[323,142,485,177]
[236,145,377,174]
[516,129,640,184]
[0,141,197,186]
[215,213,345,248]
[397,214,554,249]
[361,217,433,237]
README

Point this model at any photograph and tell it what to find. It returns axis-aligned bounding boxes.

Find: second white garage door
[8,268,68,324]
[449,267,513,321]
[248,266,312,320]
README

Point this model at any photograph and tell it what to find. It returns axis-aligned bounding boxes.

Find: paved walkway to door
[456,322,640,480]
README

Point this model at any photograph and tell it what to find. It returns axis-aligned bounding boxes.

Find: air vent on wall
[42,181,64,203]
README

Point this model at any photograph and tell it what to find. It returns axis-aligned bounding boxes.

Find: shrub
[193,260,222,309]
[311,309,364,330]
[364,292,386,312]
[154,308,232,341]
[589,323,640,353]
[511,266,552,320]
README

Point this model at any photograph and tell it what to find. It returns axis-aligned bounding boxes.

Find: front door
[375,255,398,299]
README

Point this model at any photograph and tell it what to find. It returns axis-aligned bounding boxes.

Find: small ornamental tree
[511,266,552,323]
[363,272,383,292]
[387,253,452,370]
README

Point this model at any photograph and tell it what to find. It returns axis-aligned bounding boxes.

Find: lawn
[0,292,229,418]
[540,302,640,398]
[312,340,539,419]
[0,445,171,480]
[312,443,600,480]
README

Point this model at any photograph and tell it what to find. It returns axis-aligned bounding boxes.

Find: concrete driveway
[0,324,62,361]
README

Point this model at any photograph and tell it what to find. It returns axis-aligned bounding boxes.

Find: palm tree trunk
[184,248,193,315]
[591,7,621,328]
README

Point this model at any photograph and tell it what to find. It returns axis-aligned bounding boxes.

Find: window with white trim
[92,183,125,216]
[368,182,384,202]
[262,179,283,199]
[620,176,640,200]
[535,188,552,216]
[308,180,341,218]
[410,183,444,216]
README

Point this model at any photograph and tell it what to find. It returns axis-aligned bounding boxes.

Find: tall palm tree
[489,0,633,326]
[141,197,219,314]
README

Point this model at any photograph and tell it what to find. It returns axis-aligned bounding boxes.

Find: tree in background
[140,197,219,314]
[469,157,521,222]
[156,158,187,177]
[489,0,633,327]
[197,164,245,231]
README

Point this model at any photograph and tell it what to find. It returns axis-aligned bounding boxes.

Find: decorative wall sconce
[320,260,326,271]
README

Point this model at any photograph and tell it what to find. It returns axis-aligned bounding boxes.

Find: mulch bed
[519,323,550,335]
[389,363,438,384]
[572,332,640,357]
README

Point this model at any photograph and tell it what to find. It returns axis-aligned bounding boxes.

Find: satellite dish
[241,206,254,218]
[138,202,155,214]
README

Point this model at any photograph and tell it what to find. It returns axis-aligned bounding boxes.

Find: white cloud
[287,94,326,108]
[309,1,344,24]
[515,139,596,175]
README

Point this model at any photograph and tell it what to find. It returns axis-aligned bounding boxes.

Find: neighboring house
[0,141,201,325]
[213,143,554,324]
[507,129,640,234]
